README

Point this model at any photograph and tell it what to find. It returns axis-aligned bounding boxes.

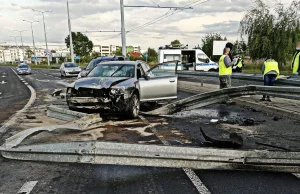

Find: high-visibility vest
[263,60,280,80]
[291,52,300,74]
[234,59,243,68]
[219,55,232,76]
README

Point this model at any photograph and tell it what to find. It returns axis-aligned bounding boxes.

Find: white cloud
[0,0,296,50]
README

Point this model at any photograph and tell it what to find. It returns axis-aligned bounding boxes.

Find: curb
[0,69,36,135]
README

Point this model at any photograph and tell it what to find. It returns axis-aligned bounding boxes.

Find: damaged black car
[66,61,178,118]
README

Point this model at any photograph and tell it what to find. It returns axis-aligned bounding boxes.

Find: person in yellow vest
[261,57,280,102]
[219,48,237,89]
[291,42,300,75]
[234,55,244,73]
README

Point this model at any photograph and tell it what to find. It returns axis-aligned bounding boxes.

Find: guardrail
[176,71,300,86]
[145,85,300,115]
[1,141,299,173]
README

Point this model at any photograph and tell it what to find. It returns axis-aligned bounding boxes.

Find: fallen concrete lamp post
[144,85,300,115]
[1,141,300,173]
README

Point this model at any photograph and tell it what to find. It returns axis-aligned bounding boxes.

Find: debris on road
[200,127,243,149]
[25,115,36,120]
[242,118,255,126]
[273,116,282,121]
[51,89,62,97]
[210,119,219,124]
[47,105,88,121]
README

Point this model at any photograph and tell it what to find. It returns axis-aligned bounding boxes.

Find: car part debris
[3,114,102,149]
[51,89,62,97]
[25,115,36,120]
[1,141,300,173]
[200,127,243,149]
[145,85,300,115]
[47,105,88,121]
[255,142,291,151]
[242,118,255,126]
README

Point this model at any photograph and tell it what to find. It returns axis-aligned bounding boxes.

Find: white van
[158,46,218,71]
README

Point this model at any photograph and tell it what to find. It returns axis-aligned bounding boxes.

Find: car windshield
[88,64,135,78]
[19,65,29,69]
[64,63,78,68]
[86,59,101,71]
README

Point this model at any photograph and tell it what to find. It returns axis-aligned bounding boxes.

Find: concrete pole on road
[32,9,52,66]
[67,0,75,63]
[14,30,26,61]
[120,0,126,57]
[9,36,20,64]
[23,20,39,65]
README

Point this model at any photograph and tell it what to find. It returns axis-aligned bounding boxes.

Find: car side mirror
[205,58,210,63]
[144,73,150,80]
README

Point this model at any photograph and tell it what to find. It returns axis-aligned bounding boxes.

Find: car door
[138,62,178,102]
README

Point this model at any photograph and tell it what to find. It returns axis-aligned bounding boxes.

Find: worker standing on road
[291,42,300,75]
[219,48,237,89]
[261,57,280,102]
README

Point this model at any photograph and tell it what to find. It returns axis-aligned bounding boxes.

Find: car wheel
[126,93,140,118]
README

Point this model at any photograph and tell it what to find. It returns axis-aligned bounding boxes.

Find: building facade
[93,45,140,56]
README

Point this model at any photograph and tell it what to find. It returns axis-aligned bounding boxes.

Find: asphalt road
[0,67,299,194]
[0,66,31,129]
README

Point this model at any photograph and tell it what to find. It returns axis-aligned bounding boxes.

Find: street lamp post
[32,9,52,66]
[14,30,26,61]
[23,20,39,65]
[9,35,21,64]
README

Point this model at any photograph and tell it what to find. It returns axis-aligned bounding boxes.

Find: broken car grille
[76,88,109,98]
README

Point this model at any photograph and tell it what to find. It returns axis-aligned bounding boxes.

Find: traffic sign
[74,56,80,60]
[144,53,148,58]
[32,56,39,60]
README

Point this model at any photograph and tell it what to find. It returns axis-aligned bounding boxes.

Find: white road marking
[17,181,38,194]
[293,173,300,179]
[1,75,6,78]
[138,115,211,194]
[0,69,36,134]
[0,80,7,84]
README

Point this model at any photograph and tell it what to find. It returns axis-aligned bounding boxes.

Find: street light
[32,9,52,66]
[23,20,39,65]
[9,35,21,64]
[14,30,26,61]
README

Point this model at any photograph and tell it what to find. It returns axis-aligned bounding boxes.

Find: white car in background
[60,62,81,77]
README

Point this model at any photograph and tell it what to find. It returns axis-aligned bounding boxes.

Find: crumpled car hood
[74,77,129,90]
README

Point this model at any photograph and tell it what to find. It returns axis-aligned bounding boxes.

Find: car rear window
[19,65,29,69]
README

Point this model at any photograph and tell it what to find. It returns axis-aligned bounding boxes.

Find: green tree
[25,49,34,58]
[233,40,247,56]
[201,33,227,59]
[65,32,93,57]
[171,40,181,46]
[147,48,157,58]
[91,51,100,58]
[113,47,123,56]
[240,0,300,66]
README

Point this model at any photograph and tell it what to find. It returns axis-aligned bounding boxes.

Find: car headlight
[77,73,81,79]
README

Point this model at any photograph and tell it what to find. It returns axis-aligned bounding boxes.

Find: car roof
[99,61,137,65]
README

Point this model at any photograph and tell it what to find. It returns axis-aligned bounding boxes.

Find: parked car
[17,64,31,75]
[78,56,128,78]
[67,61,178,118]
[60,62,81,77]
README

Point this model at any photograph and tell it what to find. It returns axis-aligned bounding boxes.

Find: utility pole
[23,20,39,65]
[14,30,26,61]
[120,0,126,56]
[32,9,52,66]
[9,36,20,64]
[67,0,75,63]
